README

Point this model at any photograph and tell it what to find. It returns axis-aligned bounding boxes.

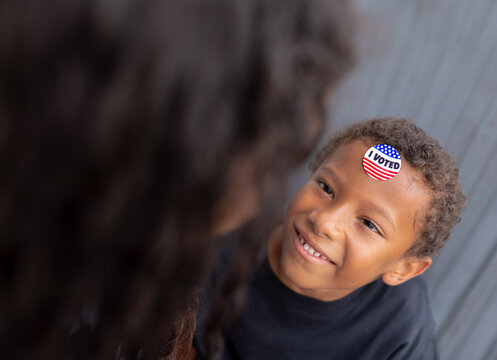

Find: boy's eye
[361,218,380,234]
[318,180,334,199]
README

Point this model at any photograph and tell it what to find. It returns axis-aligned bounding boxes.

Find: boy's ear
[382,256,432,286]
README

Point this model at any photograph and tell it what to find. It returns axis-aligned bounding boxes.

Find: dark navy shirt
[195,257,439,360]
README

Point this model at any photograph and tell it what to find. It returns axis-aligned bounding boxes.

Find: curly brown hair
[310,117,466,258]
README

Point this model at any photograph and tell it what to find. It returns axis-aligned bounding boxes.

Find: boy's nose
[307,206,345,240]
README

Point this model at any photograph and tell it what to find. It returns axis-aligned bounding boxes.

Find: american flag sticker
[362,144,401,181]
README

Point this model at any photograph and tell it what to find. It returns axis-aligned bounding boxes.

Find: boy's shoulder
[340,277,438,359]
[379,275,431,317]
[374,276,435,337]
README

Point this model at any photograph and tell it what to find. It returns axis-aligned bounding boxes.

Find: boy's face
[271,140,432,301]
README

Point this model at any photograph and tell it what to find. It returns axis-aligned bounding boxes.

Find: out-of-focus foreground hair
[0,0,354,358]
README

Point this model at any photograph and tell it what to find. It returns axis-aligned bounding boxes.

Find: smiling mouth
[295,228,335,265]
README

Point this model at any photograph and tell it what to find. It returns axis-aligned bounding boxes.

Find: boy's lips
[294,226,336,265]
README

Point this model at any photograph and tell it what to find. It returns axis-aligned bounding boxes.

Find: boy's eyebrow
[321,165,395,231]
[320,166,342,185]
[362,202,395,230]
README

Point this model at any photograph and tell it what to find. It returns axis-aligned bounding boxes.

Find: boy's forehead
[323,140,425,190]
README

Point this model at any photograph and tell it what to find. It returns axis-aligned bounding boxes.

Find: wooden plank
[437,239,497,359]
[391,0,489,121]
[360,2,424,116]
[482,333,497,360]
[421,0,497,145]
[424,139,497,329]
[415,1,494,124]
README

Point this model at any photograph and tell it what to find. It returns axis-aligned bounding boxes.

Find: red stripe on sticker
[363,162,390,180]
[362,157,397,176]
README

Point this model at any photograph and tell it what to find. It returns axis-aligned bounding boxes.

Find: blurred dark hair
[0,0,354,358]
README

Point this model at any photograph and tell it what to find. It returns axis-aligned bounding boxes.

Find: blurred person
[0,0,354,358]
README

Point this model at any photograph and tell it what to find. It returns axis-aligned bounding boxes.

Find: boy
[195,118,466,359]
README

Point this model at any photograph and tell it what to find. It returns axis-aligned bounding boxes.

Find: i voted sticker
[362,144,401,181]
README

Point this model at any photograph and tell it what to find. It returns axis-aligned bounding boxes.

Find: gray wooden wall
[293,1,497,358]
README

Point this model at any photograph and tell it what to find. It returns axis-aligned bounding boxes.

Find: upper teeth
[298,233,332,263]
